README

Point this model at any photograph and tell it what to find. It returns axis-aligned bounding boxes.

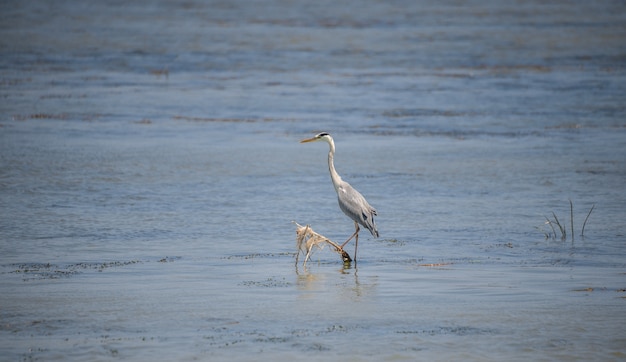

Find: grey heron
[300,132,379,261]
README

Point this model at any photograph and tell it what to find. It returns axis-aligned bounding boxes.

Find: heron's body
[300,132,378,260]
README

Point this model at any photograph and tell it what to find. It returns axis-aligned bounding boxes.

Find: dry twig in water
[293,222,351,267]
[552,211,567,241]
[581,203,595,237]
[569,199,574,242]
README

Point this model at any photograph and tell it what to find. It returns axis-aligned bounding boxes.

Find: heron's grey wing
[336,181,379,237]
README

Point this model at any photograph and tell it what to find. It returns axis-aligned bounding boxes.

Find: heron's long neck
[327,140,342,192]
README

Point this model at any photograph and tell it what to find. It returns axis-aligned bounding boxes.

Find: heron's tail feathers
[365,208,379,238]
[369,224,379,238]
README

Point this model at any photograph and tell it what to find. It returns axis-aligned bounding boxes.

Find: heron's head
[300,132,333,144]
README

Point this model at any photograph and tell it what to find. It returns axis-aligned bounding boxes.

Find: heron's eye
[317,132,329,138]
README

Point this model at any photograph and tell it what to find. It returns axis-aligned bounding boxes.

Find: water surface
[1,1,625,360]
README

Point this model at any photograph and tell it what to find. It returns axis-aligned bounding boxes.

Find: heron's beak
[300,137,318,143]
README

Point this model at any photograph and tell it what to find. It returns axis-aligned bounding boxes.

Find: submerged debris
[293,222,351,267]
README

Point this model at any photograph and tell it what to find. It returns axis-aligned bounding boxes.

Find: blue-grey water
[1,1,625,360]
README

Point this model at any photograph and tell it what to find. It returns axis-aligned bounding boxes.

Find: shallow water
[1,0,626,360]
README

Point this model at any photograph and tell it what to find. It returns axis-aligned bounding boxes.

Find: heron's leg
[341,222,360,249]
[354,224,359,261]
